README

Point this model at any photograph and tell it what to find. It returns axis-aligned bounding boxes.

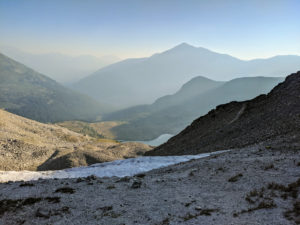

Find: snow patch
[0,151,228,182]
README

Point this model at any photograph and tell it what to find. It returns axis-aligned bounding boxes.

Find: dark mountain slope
[107,76,283,140]
[146,71,300,156]
[0,53,109,123]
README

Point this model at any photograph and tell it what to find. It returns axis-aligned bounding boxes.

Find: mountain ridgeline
[0,46,120,84]
[0,53,110,123]
[73,43,300,109]
[104,76,284,140]
[146,71,300,156]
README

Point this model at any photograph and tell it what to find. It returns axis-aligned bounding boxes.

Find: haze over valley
[0,46,120,84]
[0,1,299,224]
[73,43,300,109]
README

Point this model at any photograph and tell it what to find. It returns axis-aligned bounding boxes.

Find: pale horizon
[1,42,300,62]
[1,0,300,61]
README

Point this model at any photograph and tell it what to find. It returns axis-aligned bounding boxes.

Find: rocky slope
[146,71,300,156]
[0,109,151,171]
[0,145,299,224]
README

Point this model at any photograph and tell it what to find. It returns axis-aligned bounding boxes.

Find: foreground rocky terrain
[0,109,151,171]
[0,145,299,225]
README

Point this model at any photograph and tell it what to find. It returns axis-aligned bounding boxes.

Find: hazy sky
[0,0,299,59]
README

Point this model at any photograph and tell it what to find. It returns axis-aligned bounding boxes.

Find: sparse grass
[182,208,219,221]
[160,218,170,225]
[284,201,300,222]
[45,197,60,203]
[196,208,219,215]
[98,206,113,212]
[183,213,198,221]
[62,134,78,143]
[268,178,300,199]
[236,178,300,220]
[240,200,277,214]
[264,164,275,170]
[135,173,146,178]
[184,200,196,207]
[245,188,265,204]
[0,197,42,215]
[57,120,125,140]
[228,173,243,182]
[55,187,75,194]
[98,206,120,218]
[94,138,119,144]
[19,182,34,187]
[83,144,98,151]
[216,167,226,174]
[189,171,195,176]
[106,185,116,189]
[53,129,81,143]
[20,136,40,145]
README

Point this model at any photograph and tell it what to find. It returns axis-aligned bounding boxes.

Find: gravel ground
[0,145,299,225]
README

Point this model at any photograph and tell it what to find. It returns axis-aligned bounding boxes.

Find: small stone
[131,180,142,189]
[36,208,50,218]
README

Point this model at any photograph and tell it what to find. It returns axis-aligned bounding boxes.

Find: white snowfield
[0,151,228,182]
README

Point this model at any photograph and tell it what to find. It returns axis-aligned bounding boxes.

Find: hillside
[105,76,283,140]
[0,53,111,123]
[56,120,125,140]
[73,43,300,109]
[146,71,300,156]
[0,109,151,171]
[0,46,120,83]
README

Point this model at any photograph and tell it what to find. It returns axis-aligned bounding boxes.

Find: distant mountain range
[146,71,300,156]
[0,46,120,84]
[0,53,111,122]
[104,76,284,140]
[73,43,300,109]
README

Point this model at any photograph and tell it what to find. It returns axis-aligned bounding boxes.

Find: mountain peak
[177,42,193,47]
[172,42,196,50]
[162,43,214,56]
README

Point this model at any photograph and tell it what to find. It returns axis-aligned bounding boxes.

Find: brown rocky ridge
[0,109,152,171]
